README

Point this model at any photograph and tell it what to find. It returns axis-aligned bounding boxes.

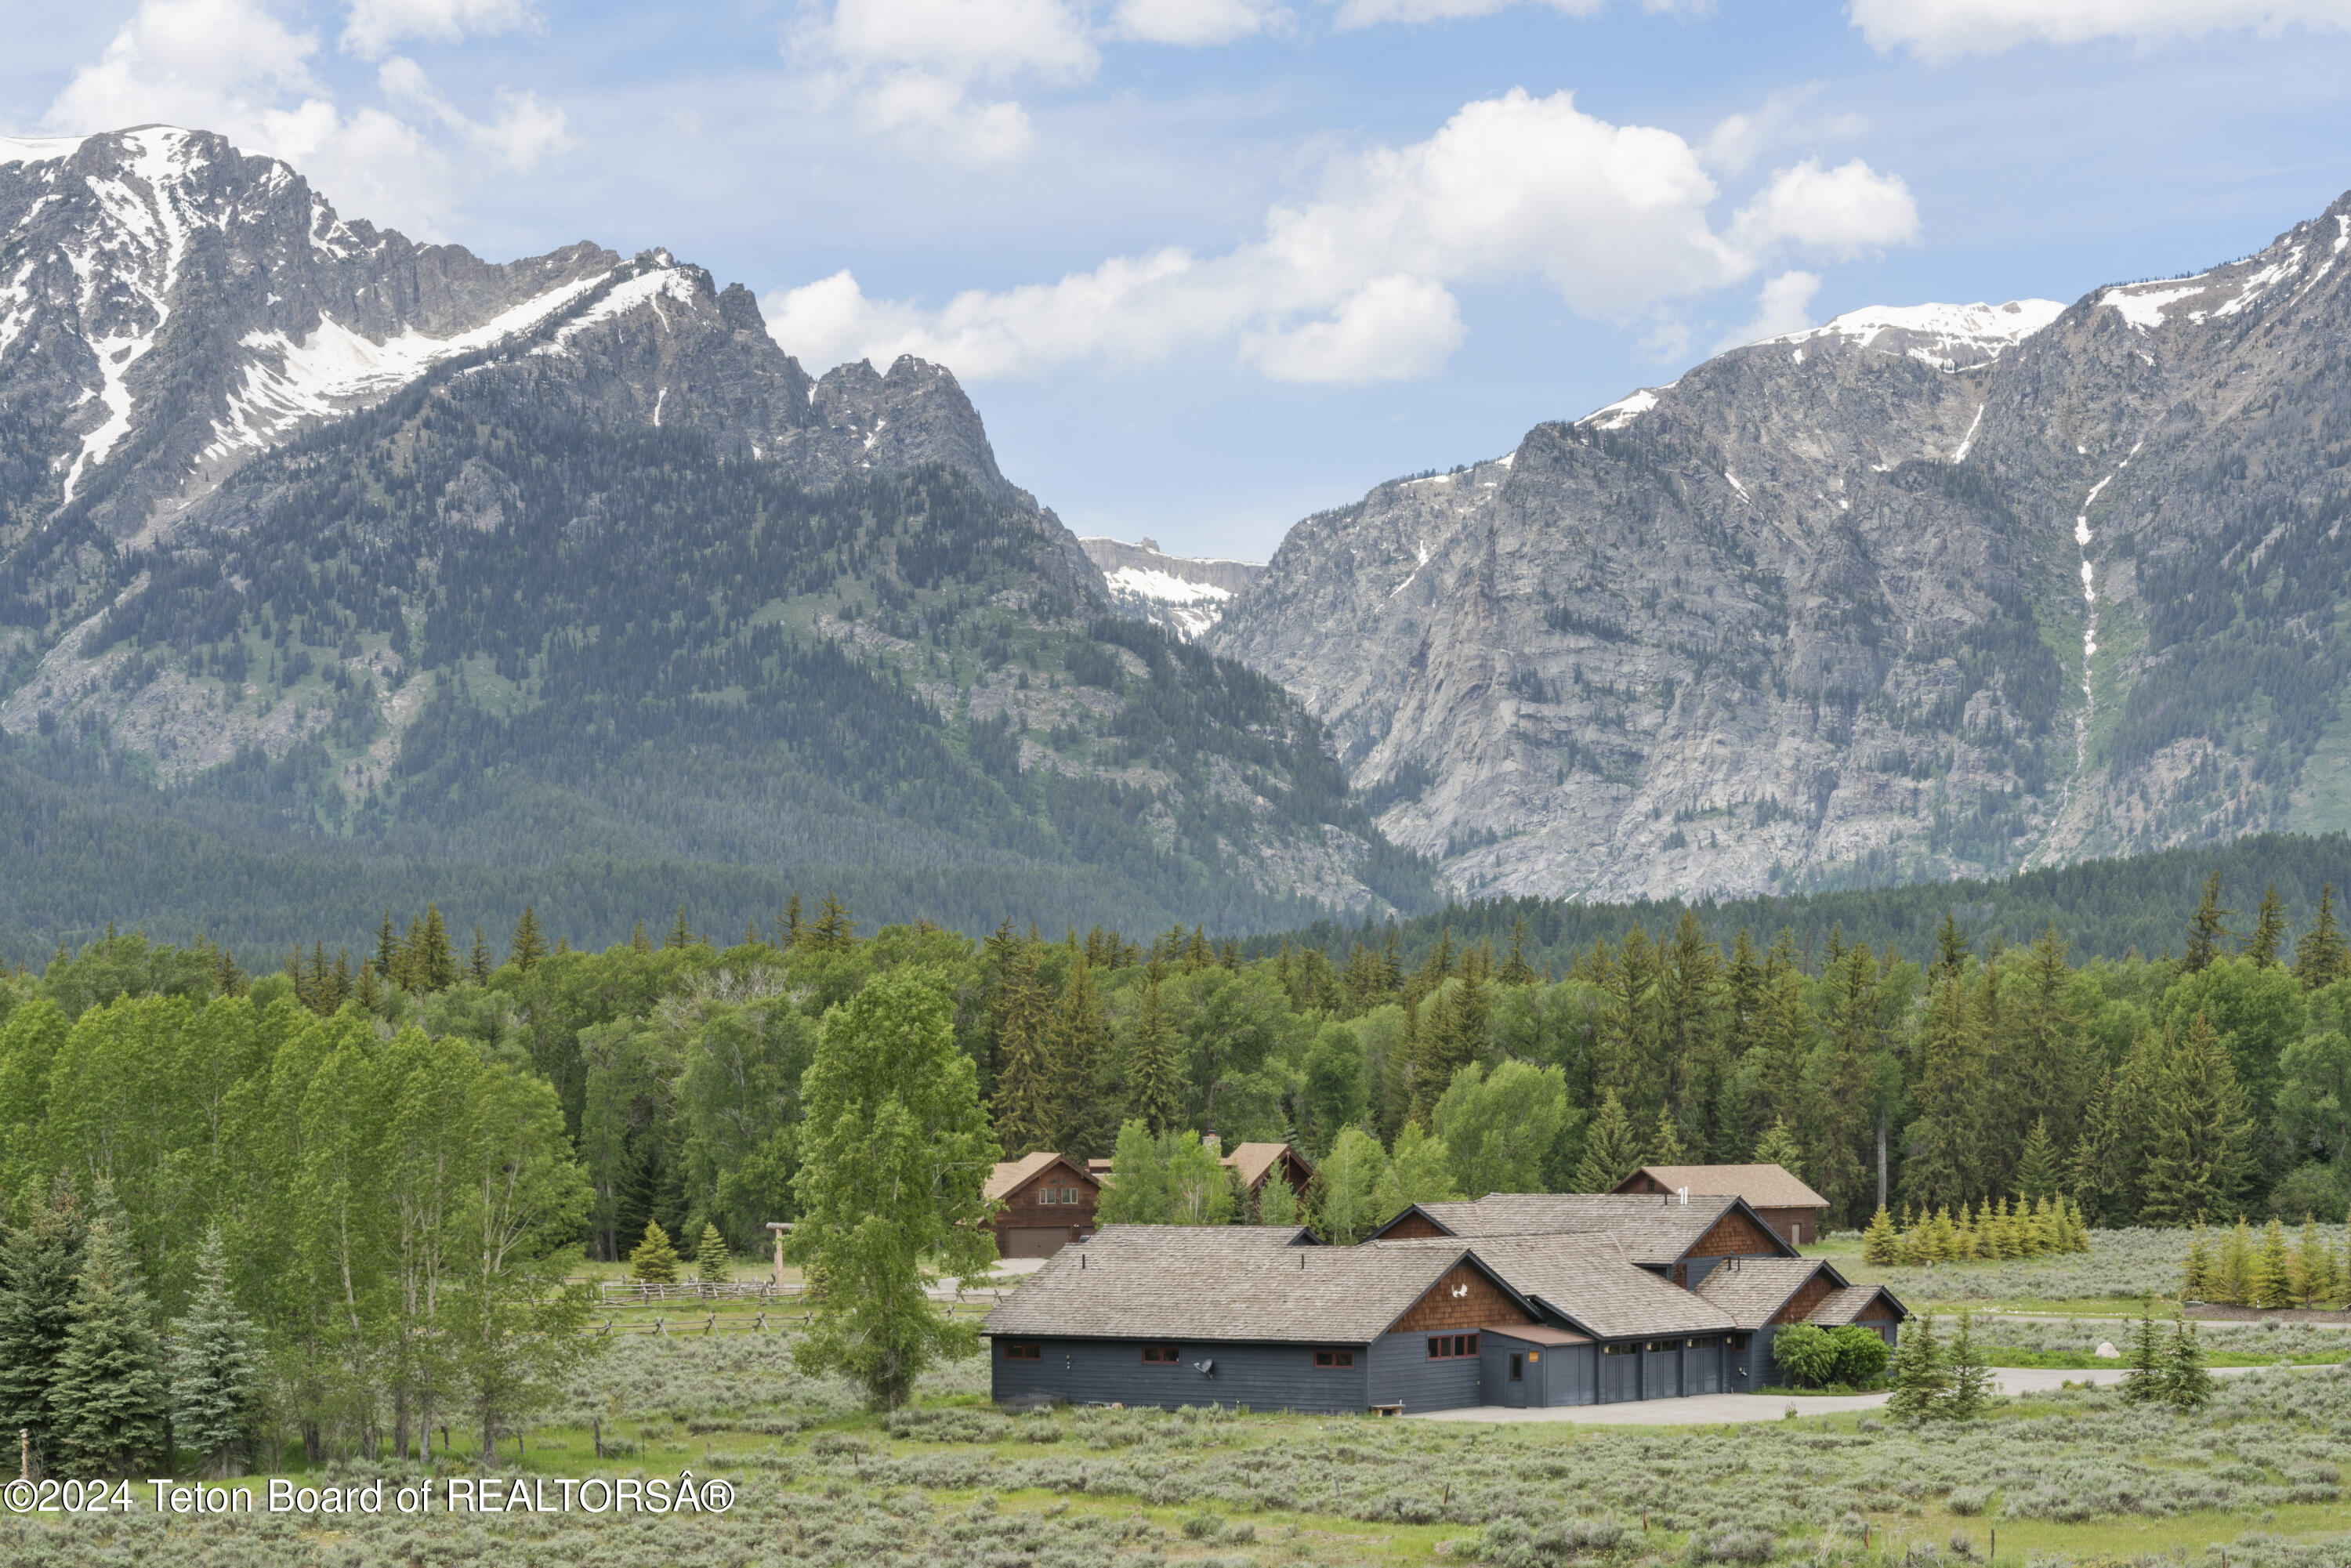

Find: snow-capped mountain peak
[1767,298,2067,371]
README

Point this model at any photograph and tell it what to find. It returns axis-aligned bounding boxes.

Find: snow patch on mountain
[0,135,88,167]
[1081,536,1262,640]
[1770,299,2065,370]
[1581,388,1660,430]
[212,272,612,460]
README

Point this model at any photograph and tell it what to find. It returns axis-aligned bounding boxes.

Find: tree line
[9,864,2351,1467]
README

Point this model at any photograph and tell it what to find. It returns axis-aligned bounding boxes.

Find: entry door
[1603,1352,1639,1402]
[1505,1353,1528,1407]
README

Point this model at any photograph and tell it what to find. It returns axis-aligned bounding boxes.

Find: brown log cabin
[986,1152,1100,1258]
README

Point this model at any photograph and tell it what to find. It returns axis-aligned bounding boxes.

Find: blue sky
[9,1,2351,559]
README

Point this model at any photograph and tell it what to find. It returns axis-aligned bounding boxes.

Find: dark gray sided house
[984,1195,1909,1414]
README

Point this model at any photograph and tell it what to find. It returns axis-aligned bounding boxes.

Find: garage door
[1002,1228,1070,1258]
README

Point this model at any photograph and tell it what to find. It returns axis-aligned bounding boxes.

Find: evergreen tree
[209,945,245,998]
[1649,1104,1688,1166]
[2139,1015,2257,1226]
[469,923,493,985]
[629,1220,681,1284]
[1498,918,1537,987]
[694,1223,731,1286]
[988,940,1057,1157]
[2069,1066,2128,1226]
[0,1179,84,1475]
[1575,1089,1645,1192]
[356,959,382,1013]
[1257,1172,1300,1226]
[1862,1205,1898,1265]
[1045,959,1118,1160]
[1124,976,1184,1137]
[667,904,694,949]
[2248,882,2287,968]
[509,904,547,971]
[1751,1117,1805,1175]
[781,894,806,950]
[2121,1309,2164,1404]
[812,893,857,951]
[2162,1316,2214,1410]
[2249,1218,2293,1309]
[2013,1117,2061,1205]
[2182,1226,2213,1299]
[51,1216,168,1479]
[1904,969,1987,1212]
[375,909,399,980]
[2186,872,2234,972]
[2297,884,2351,990]
[2293,1215,2340,1307]
[1943,1309,1991,1420]
[418,904,456,990]
[631,919,651,954]
[1094,1120,1172,1224]
[168,1226,260,1477]
[1885,1313,1947,1421]
[2214,1219,2253,1305]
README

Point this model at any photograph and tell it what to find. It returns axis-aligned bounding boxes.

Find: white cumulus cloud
[1849,0,2351,59]
[41,0,572,239]
[340,0,541,60]
[1729,158,1918,260]
[1331,0,1712,31]
[763,89,1919,385]
[1713,269,1820,351]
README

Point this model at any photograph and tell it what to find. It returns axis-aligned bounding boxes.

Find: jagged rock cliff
[1213,193,2351,902]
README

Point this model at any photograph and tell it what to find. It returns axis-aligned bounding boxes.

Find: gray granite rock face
[1213,190,2351,902]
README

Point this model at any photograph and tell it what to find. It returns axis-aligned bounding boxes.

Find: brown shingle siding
[1771,1273,1838,1325]
[1393,1265,1534,1332]
[1693,1209,1780,1258]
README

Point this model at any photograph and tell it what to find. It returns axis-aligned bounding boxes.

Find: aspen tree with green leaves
[788,969,998,1409]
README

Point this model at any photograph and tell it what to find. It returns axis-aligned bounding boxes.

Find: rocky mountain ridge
[1212,190,2351,903]
[1078,535,1263,639]
[0,125,1430,936]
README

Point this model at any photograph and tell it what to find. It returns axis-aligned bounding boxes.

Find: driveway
[1411,1364,2286,1425]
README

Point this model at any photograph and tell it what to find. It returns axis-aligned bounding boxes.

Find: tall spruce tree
[2248,882,2288,968]
[469,924,493,985]
[2186,873,2234,972]
[988,940,1057,1157]
[0,1179,85,1475]
[168,1226,260,1477]
[1752,1117,1805,1177]
[2121,1309,2164,1404]
[2163,1316,2214,1409]
[1574,1089,1644,1193]
[2295,884,2351,990]
[1124,974,1184,1137]
[51,1216,168,1479]
[1046,959,1118,1160]
[2139,1014,2256,1226]
[2014,1117,2061,1205]
[418,904,457,990]
[509,904,547,971]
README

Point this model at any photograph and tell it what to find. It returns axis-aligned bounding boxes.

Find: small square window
[1039,1187,1057,1204]
[1064,1187,1081,1204]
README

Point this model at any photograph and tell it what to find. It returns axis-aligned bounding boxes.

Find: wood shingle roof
[1365,1236,1737,1340]
[980,1226,1526,1345]
[1808,1284,1908,1326]
[1691,1257,1842,1330]
[1383,1193,1791,1267]
[1617,1164,1830,1211]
